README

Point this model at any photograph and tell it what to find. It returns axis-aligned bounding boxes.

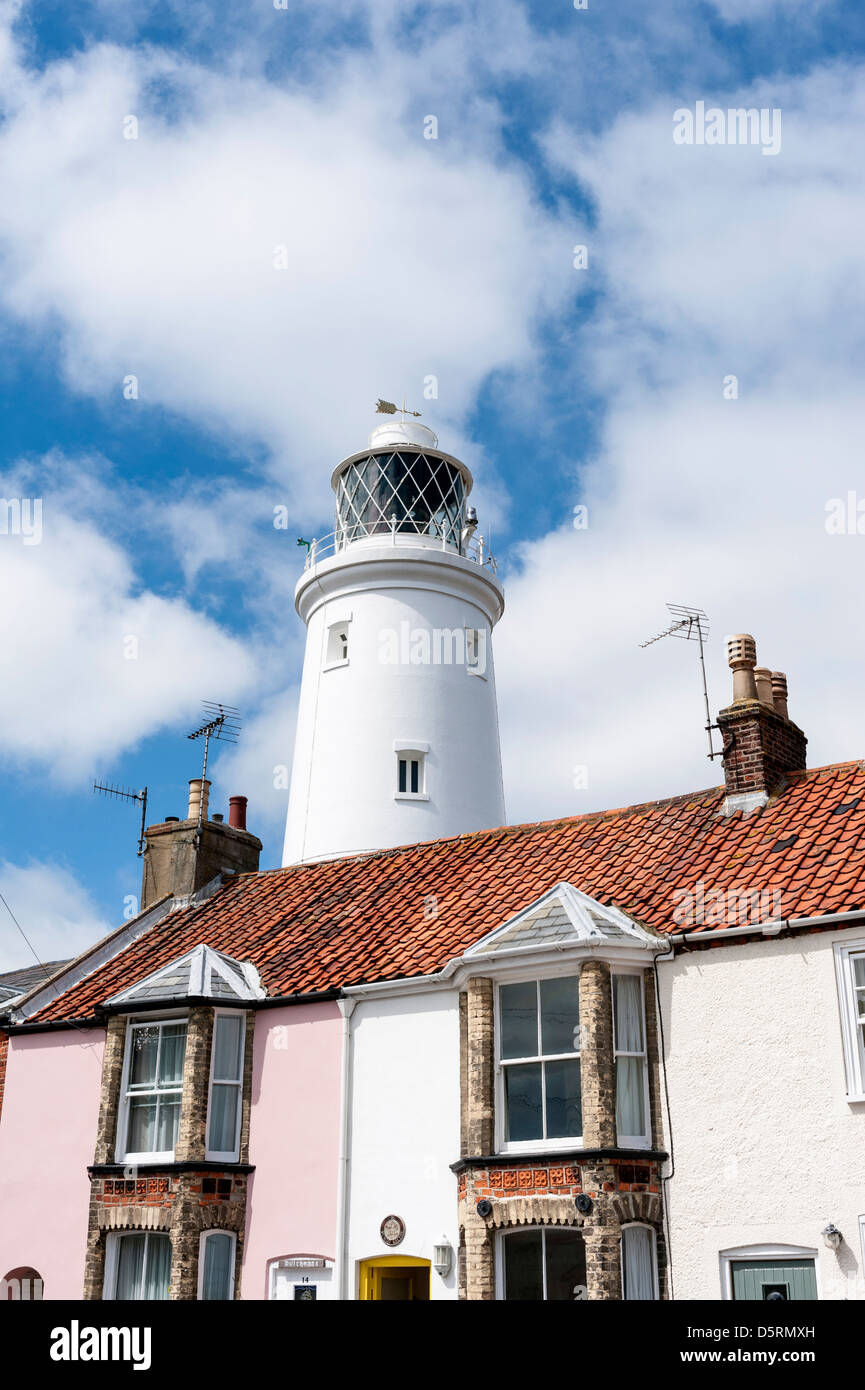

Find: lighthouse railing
[301,527,497,575]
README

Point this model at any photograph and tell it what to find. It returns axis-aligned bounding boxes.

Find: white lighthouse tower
[282,412,506,864]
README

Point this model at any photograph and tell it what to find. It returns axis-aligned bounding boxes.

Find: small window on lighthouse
[325,620,350,669]
[396,754,425,798]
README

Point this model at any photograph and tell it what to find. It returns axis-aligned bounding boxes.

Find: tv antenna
[187,702,242,841]
[640,604,720,760]
[92,781,149,856]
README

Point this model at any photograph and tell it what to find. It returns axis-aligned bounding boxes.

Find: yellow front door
[359,1256,431,1300]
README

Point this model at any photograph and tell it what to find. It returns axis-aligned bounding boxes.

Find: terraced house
[1,418,863,1302]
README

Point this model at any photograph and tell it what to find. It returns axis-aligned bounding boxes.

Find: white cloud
[0,456,257,776]
[0,24,574,519]
[497,65,865,822]
[0,858,111,971]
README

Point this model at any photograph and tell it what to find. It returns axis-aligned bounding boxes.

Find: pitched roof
[464,883,659,957]
[0,960,70,1002]
[28,760,865,1023]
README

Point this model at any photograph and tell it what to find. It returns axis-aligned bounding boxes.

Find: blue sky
[2,0,865,968]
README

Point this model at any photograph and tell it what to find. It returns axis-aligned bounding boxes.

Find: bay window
[500,1227,587,1301]
[613,974,649,1146]
[498,976,581,1148]
[621,1224,659,1300]
[120,1019,187,1161]
[206,1011,245,1161]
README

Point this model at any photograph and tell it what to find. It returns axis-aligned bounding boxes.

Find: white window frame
[115,1013,189,1164]
[205,1009,246,1163]
[612,969,651,1149]
[394,741,430,802]
[833,939,865,1101]
[103,1230,172,1301]
[324,614,351,671]
[495,970,583,1155]
[620,1222,659,1300]
[718,1244,819,1301]
[495,1226,588,1301]
[197,1230,237,1301]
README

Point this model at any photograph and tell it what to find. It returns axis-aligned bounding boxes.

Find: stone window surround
[460,959,664,1159]
[457,958,668,1300]
[85,1005,255,1300]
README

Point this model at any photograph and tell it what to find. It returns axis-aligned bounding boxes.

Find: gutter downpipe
[334,997,357,1302]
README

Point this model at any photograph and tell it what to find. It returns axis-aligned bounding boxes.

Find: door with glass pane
[501,1228,587,1300]
[112,1233,172,1300]
[731,1259,817,1301]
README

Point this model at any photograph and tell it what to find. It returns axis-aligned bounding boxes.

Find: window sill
[498,1138,584,1156]
[118,1150,176,1165]
[394,792,430,802]
[323,658,349,672]
[846,1093,865,1105]
[467,668,488,681]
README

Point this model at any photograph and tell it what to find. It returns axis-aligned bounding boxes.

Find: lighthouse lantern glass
[335,450,467,550]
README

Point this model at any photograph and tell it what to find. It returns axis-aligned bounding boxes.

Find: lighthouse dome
[368,418,439,449]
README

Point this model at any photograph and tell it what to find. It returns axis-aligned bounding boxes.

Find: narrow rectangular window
[325,619,350,668]
[835,943,865,1099]
[199,1231,236,1301]
[499,978,581,1145]
[622,1225,659,1300]
[395,751,425,798]
[122,1020,187,1160]
[613,974,648,1144]
[206,1012,244,1160]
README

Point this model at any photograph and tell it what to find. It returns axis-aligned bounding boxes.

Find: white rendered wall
[283,544,506,863]
[346,990,461,1300]
[658,928,865,1299]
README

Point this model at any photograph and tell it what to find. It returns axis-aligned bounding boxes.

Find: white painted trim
[718,1244,819,1301]
[620,1222,660,1300]
[833,938,865,1100]
[103,1230,172,1301]
[205,1010,246,1163]
[859,1216,865,1275]
[197,1230,236,1301]
[115,1013,189,1164]
[393,740,430,753]
[667,908,865,948]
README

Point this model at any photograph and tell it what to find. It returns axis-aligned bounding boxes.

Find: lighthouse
[282,411,506,864]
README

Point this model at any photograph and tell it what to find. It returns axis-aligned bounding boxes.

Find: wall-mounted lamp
[822,1223,843,1251]
[433,1239,453,1277]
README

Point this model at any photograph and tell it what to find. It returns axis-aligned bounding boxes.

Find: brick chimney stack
[140,783,262,910]
[718,634,807,815]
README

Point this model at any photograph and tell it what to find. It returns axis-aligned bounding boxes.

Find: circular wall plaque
[380,1214,406,1247]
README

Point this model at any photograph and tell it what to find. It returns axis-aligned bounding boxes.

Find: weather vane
[376,398,422,419]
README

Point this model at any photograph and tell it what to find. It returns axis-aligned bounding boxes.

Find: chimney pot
[726,633,758,702]
[212,812,224,823]
[188,778,211,822]
[229,795,248,831]
[753,666,775,708]
[165,815,180,823]
[771,671,790,720]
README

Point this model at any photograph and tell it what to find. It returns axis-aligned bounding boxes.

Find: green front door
[731,1259,817,1301]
